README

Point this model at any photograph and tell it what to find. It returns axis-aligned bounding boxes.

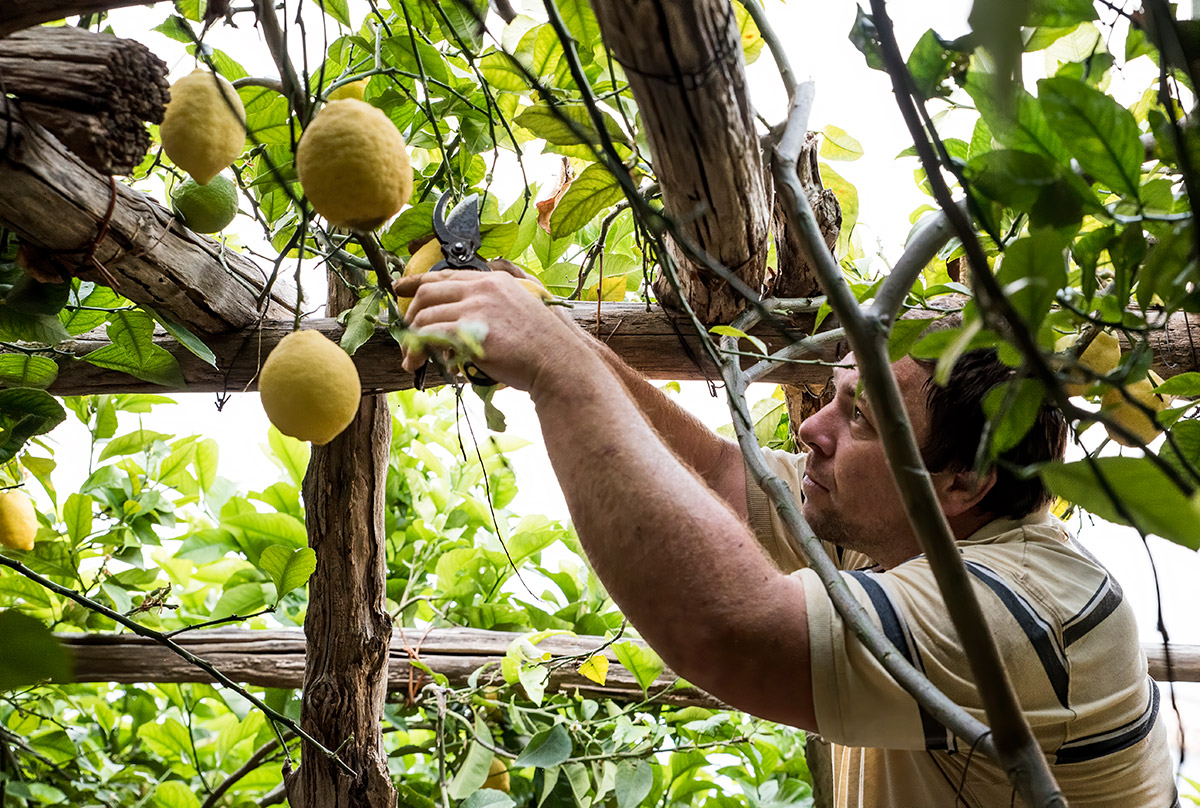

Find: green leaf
[0,304,70,345]
[268,426,311,487]
[848,6,884,70]
[223,511,307,562]
[63,493,93,545]
[1155,373,1200,398]
[340,292,381,356]
[210,582,271,620]
[144,307,218,368]
[612,641,663,692]
[449,715,494,799]
[1041,457,1200,549]
[995,231,1067,328]
[549,163,624,239]
[983,378,1046,454]
[514,103,625,147]
[479,52,528,93]
[906,29,961,99]
[558,0,600,58]
[1028,0,1098,27]
[83,311,185,388]
[0,610,72,689]
[99,430,172,461]
[153,780,202,808]
[733,1,765,64]
[309,0,350,27]
[887,318,936,362]
[710,325,767,356]
[965,76,1070,164]
[0,354,58,389]
[819,125,863,162]
[460,792,515,808]
[1038,77,1142,198]
[514,723,572,768]
[257,545,317,601]
[1160,421,1200,480]
[0,387,67,463]
[195,438,219,490]
[615,759,653,808]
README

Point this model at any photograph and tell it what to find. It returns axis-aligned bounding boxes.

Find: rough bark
[769,133,840,300]
[0,100,294,333]
[805,735,834,808]
[25,306,1199,397]
[0,26,168,174]
[591,0,770,324]
[0,0,169,36]
[28,303,838,395]
[289,277,395,807]
[59,627,725,705]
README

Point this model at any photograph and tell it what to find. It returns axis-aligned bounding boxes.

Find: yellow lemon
[328,78,369,101]
[296,99,413,230]
[517,277,554,302]
[160,69,247,186]
[259,330,362,445]
[393,239,445,316]
[484,757,510,793]
[0,490,37,552]
[1101,370,1169,447]
[1065,330,1122,396]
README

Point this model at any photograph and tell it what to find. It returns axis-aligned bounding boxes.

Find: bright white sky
[32,0,1200,783]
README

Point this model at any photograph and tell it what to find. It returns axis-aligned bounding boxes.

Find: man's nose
[797,400,834,455]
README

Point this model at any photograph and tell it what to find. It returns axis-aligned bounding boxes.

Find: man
[392,269,1176,805]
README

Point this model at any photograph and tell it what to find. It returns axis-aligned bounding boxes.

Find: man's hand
[391,268,579,394]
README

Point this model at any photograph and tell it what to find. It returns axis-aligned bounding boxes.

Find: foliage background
[2,0,1200,804]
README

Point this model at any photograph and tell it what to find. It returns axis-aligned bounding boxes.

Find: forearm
[529,355,813,727]
[576,329,748,518]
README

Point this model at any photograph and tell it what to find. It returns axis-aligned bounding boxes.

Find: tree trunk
[288,278,395,808]
[769,133,840,300]
[0,26,168,174]
[0,99,294,333]
[591,0,770,324]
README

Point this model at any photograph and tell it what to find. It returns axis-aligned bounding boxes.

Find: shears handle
[411,261,497,390]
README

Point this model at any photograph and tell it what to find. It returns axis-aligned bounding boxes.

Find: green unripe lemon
[171,174,239,233]
[259,330,363,445]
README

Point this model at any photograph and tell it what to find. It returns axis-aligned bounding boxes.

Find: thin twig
[0,553,358,778]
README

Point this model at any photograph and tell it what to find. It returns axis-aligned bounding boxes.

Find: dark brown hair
[915,349,1067,519]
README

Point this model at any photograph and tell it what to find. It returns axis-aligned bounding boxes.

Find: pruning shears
[411,190,495,390]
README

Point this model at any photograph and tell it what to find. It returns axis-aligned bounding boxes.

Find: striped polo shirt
[746,448,1177,807]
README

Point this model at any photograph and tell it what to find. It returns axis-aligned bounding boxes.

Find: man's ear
[937,466,998,518]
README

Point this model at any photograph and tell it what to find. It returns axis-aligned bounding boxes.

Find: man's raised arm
[393,270,815,729]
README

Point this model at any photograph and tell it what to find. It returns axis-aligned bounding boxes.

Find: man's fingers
[391,269,474,297]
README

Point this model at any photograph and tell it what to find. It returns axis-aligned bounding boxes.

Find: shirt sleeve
[798,565,961,751]
[743,448,809,573]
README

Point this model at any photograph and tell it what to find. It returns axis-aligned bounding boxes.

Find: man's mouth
[802,472,829,493]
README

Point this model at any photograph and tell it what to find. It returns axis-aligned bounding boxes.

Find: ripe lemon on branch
[0,490,37,552]
[1101,371,1170,446]
[259,330,362,445]
[160,69,247,186]
[297,99,413,230]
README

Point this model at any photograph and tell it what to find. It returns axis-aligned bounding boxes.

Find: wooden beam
[0,100,294,334]
[23,304,1199,396]
[591,0,771,324]
[0,0,169,37]
[33,303,837,395]
[60,627,723,707]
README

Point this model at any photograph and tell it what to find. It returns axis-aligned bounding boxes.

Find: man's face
[795,355,932,566]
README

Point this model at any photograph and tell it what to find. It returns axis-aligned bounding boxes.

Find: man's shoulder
[881,513,1120,628]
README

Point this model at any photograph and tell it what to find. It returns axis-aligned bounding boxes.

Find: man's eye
[852,405,867,423]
